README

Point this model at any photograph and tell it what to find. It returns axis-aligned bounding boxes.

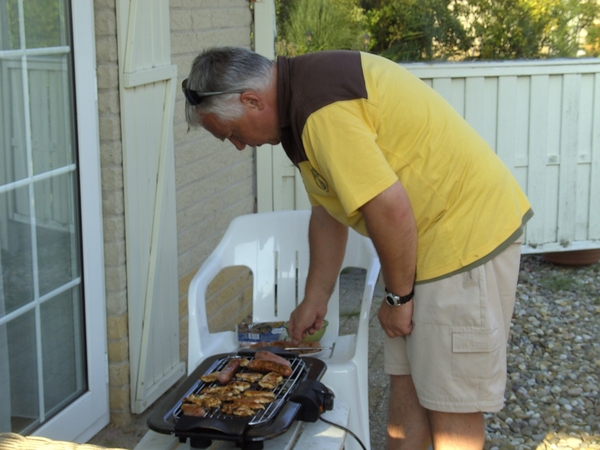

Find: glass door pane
[0,0,87,434]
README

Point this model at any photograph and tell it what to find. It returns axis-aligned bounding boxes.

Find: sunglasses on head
[181,78,245,106]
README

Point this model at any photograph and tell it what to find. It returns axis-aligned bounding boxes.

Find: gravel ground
[484,255,600,450]
[90,254,599,450]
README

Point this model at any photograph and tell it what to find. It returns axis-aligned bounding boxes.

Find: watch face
[385,288,414,306]
[385,294,398,306]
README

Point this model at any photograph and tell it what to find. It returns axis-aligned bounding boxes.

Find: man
[183,46,532,450]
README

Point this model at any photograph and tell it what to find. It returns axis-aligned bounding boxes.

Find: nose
[229,137,246,151]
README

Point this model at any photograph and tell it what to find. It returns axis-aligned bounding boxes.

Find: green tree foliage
[360,0,472,61]
[462,0,546,59]
[585,23,600,57]
[463,0,600,59]
[274,0,600,61]
[275,0,368,56]
[542,0,600,57]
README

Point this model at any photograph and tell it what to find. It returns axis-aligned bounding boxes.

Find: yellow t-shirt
[277,51,532,282]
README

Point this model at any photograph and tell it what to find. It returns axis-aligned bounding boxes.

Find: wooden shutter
[116,0,185,413]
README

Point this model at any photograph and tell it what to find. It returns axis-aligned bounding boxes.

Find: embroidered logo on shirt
[311,168,329,192]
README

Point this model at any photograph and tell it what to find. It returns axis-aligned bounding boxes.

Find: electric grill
[147,349,334,450]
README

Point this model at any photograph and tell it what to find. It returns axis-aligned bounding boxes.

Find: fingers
[288,319,302,346]
[381,322,413,338]
[301,319,323,338]
[291,325,312,345]
[288,302,327,345]
[312,319,323,331]
[289,318,318,345]
[289,318,309,345]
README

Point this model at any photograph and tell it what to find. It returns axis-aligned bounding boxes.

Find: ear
[240,91,264,111]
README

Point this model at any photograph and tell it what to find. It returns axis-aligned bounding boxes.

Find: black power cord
[318,415,368,450]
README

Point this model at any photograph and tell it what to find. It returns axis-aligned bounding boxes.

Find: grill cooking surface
[147,350,327,449]
[172,355,307,426]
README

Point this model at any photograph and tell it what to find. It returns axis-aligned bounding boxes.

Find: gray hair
[184,47,275,127]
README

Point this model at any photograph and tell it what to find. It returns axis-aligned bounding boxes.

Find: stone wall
[94,0,255,427]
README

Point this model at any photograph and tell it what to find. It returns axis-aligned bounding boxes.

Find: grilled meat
[183,393,222,409]
[224,398,266,410]
[234,372,264,383]
[240,395,273,404]
[247,359,292,377]
[227,381,251,392]
[180,403,205,417]
[201,384,244,396]
[218,358,241,384]
[179,353,301,420]
[258,372,283,390]
[254,350,291,367]
[221,403,256,417]
[199,372,220,383]
[243,390,275,399]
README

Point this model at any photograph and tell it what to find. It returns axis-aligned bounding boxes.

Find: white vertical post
[254,0,277,212]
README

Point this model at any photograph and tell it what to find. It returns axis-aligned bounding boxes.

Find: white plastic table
[134,400,349,450]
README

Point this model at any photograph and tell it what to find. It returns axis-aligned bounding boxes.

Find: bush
[276,0,368,56]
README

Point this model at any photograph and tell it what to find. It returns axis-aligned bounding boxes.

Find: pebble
[484,255,600,450]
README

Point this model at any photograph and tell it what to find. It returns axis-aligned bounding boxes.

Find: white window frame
[32,0,109,442]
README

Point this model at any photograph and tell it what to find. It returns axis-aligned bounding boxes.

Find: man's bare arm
[360,181,418,337]
[288,206,348,344]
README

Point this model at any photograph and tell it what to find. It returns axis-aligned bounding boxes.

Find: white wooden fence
[405,59,600,254]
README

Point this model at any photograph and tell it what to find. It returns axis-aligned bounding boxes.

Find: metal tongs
[283,346,332,352]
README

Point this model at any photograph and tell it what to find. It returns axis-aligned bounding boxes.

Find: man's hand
[288,300,327,346]
[378,299,414,337]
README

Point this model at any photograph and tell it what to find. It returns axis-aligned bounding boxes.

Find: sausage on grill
[218,358,242,384]
[247,359,293,377]
[181,403,206,417]
[254,350,291,367]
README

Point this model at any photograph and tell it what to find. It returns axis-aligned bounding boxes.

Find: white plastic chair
[187,210,380,450]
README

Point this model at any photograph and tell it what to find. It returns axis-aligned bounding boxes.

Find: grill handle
[245,401,302,441]
[174,415,247,436]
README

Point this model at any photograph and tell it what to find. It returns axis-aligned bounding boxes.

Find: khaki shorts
[384,240,522,413]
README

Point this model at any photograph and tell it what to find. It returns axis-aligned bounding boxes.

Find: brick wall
[94,0,131,426]
[170,0,256,362]
[205,267,253,333]
[94,0,255,427]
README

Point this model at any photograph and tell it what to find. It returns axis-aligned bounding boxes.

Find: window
[0,0,87,434]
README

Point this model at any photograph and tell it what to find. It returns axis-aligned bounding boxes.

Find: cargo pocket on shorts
[451,328,502,379]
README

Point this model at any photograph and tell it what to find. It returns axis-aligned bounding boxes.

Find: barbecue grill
[147,350,334,450]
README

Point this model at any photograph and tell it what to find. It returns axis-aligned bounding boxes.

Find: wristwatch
[385,285,414,306]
